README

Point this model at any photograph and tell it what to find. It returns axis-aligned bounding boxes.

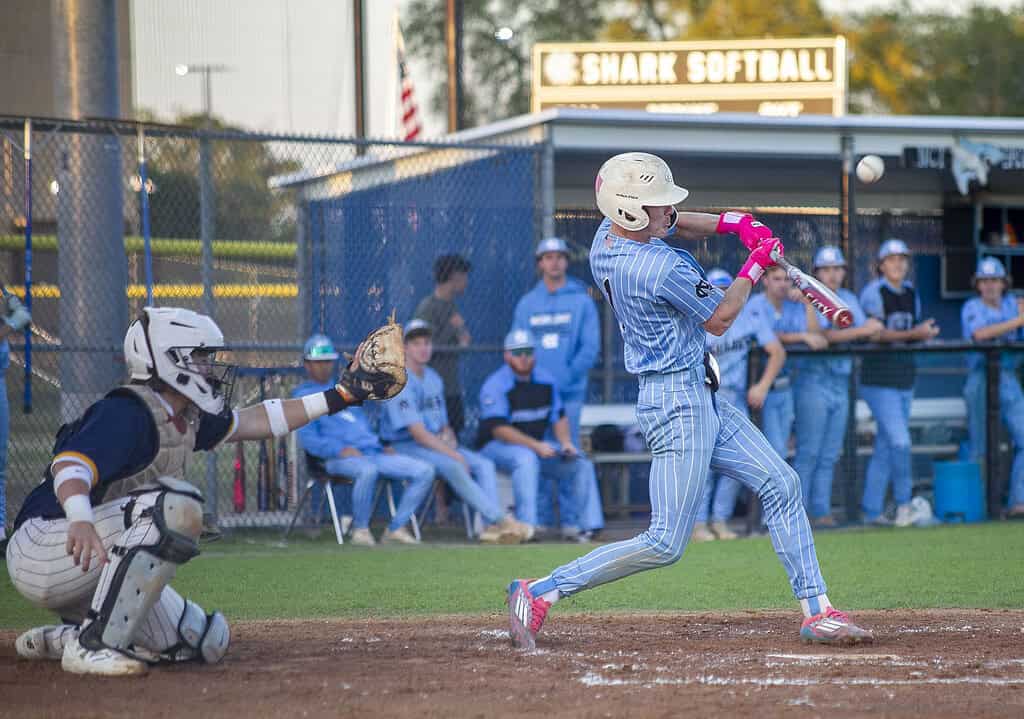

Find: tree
[403,0,605,128]
[145,113,300,242]
[845,3,1024,116]
[601,0,834,41]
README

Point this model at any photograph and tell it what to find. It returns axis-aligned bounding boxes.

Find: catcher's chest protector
[102,385,197,502]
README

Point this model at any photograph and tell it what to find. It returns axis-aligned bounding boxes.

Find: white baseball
[856,154,885,184]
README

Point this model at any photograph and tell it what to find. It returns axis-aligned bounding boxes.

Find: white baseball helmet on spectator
[595,152,689,232]
[123,307,235,414]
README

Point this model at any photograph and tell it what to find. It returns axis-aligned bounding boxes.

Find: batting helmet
[595,152,689,232]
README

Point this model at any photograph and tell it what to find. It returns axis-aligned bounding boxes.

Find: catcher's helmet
[124,307,235,414]
[595,152,689,232]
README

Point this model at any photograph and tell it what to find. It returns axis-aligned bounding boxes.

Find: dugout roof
[273,108,1024,212]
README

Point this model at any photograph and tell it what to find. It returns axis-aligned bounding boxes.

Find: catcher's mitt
[336,313,407,403]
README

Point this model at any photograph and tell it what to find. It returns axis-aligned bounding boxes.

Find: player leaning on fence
[961,257,1024,518]
[858,240,941,527]
[507,152,873,650]
[5,307,406,677]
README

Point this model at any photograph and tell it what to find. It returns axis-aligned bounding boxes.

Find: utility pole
[446,0,464,132]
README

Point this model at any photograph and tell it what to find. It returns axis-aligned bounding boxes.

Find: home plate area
[3,609,1023,718]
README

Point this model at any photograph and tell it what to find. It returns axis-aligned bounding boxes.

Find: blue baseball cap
[303,334,339,361]
[535,237,570,258]
[878,238,910,261]
[403,318,432,340]
[503,328,535,351]
[706,268,732,288]
[974,256,1007,280]
[813,246,846,269]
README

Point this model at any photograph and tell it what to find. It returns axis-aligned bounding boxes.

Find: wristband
[63,494,95,524]
[736,254,767,285]
[301,392,329,420]
[325,387,349,414]
[715,211,748,234]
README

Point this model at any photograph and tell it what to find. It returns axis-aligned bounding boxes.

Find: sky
[130,0,1020,140]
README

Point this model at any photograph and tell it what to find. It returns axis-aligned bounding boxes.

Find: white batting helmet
[124,307,235,414]
[595,152,689,232]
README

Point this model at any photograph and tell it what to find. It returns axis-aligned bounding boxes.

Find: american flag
[396,20,421,141]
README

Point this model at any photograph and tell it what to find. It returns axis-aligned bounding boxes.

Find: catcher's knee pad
[79,482,203,658]
[156,599,230,664]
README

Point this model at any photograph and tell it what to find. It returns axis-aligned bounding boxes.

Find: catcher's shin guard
[78,480,203,660]
[152,599,230,664]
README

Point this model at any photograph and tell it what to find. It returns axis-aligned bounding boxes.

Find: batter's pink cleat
[800,608,874,645]
[507,579,551,651]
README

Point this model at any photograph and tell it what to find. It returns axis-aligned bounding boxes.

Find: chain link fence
[0,116,542,531]
[1,116,1017,534]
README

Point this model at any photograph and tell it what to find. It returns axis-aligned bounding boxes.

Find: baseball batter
[6,307,405,676]
[507,152,872,649]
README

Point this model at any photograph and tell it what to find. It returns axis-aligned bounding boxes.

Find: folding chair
[415,478,476,540]
[283,452,420,545]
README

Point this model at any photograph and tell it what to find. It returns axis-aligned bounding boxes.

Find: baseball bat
[276,437,289,510]
[257,437,269,512]
[770,247,853,328]
[233,441,246,512]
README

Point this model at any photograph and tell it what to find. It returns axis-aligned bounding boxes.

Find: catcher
[5,306,405,677]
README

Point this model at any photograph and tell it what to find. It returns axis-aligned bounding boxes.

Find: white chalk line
[578,672,1024,688]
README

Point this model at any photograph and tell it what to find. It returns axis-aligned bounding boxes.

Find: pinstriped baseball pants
[6,494,208,653]
[550,369,826,601]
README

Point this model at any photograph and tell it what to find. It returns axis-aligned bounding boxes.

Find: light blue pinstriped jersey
[590,218,723,375]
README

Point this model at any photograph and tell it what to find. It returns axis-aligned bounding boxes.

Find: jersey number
[603,278,626,334]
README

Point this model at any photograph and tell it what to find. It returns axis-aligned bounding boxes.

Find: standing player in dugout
[6,307,406,676]
[507,152,873,650]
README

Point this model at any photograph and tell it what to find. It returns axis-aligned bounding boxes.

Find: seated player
[378,320,530,544]
[6,307,402,676]
[477,328,600,542]
[292,334,434,545]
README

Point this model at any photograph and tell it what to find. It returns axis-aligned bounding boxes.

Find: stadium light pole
[175,63,231,126]
[175,62,228,523]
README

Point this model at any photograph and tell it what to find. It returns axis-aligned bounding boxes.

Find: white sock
[799,594,832,618]
[527,576,561,605]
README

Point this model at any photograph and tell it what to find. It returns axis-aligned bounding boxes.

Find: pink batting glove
[736,238,784,285]
[716,211,773,251]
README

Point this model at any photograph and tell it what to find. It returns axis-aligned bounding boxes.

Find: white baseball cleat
[61,637,148,676]
[16,624,79,661]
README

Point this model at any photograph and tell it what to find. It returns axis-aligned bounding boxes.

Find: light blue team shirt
[512,277,600,402]
[745,293,806,379]
[378,365,448,443]
[705,301,777,393]
[798,288,867,377]
[961,295,1023,372]
[590,218,723,375]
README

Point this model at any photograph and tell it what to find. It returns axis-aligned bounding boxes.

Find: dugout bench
[579,397,969,521]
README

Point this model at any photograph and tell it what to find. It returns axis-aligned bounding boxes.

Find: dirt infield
[3,609,1023,718]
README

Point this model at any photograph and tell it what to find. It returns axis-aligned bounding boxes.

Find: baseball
[856,154,885,184]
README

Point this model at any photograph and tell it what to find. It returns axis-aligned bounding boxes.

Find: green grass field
[3,522,1022,629]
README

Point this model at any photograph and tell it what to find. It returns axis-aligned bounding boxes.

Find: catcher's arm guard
[335,313,407,403]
